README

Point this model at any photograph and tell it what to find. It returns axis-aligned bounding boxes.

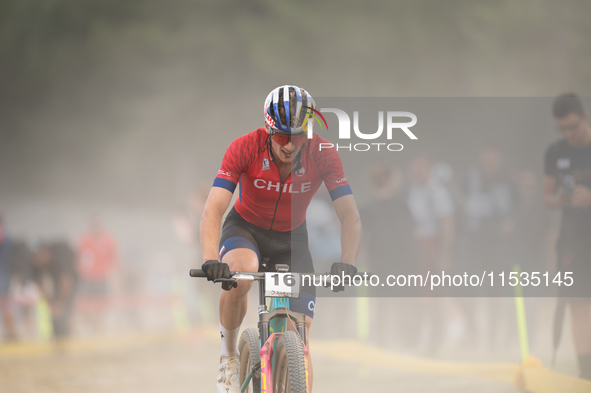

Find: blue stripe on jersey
[329,184,353,201]
[213,178,237,193]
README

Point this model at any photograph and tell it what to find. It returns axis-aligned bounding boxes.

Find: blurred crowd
[0,144,564,361]
[0,130,578,371]
[308,143,556,358]
[0,215,162,342]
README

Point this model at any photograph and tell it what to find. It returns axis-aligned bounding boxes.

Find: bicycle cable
[283,303,303,343]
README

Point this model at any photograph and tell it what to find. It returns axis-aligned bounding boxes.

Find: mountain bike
[190,264,330,393]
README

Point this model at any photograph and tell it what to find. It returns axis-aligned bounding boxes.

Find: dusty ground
[0,331,528,393]
[0,298,583,393]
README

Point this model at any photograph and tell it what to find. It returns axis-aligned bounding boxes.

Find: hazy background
[1,1,591,391]
[2,0,591,212]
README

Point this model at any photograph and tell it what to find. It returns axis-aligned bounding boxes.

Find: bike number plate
[265,273,300,298]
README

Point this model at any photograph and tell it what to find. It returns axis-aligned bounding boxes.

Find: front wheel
[272,331,308,393]
[239,328,261,393]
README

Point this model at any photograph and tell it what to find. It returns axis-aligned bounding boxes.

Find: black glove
[329,262,358,292]
[201,260,237,291]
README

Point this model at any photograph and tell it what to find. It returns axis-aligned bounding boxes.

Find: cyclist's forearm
[200,209,224,261]
[340,215,362,266]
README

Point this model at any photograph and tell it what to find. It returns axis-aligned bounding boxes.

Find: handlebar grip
[189,269,207,278]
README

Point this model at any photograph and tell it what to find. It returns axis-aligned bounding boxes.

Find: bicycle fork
[256,279,310,392]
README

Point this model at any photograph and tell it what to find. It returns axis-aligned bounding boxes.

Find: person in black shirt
[31,240,78,339]
[360,162,418,350]
[544,93,591,380]
[361,162,416,281]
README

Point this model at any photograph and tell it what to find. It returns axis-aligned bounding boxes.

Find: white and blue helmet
[264,85,316,133]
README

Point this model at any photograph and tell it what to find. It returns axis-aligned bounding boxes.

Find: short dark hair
[553,93,585,118]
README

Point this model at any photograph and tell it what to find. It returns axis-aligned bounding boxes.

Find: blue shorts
[219,208,316,319]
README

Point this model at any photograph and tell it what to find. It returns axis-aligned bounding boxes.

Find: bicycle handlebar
[189,269,267,280]
[189,269,366,281]
[189,269,207,278]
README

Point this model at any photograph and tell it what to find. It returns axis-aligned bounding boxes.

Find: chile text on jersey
[213,128,352,231]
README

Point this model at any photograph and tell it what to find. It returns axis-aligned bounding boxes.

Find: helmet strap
[268,128,274,149]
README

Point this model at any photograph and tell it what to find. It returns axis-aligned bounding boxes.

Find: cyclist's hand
[329,262,358,292]
[201,260,237,291]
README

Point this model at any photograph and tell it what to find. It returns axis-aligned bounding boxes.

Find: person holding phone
[544,93,591,380]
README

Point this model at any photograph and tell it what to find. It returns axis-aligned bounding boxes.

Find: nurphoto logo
[307,106,418,152]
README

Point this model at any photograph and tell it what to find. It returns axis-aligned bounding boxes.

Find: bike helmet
[264,85,316,133]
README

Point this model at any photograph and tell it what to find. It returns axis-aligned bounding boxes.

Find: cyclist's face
[267,127,305,164]
[555,112,590,147]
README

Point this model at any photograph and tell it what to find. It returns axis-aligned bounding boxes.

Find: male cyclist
[200,85,362,392]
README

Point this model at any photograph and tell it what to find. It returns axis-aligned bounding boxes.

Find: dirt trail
[0,331,521,393]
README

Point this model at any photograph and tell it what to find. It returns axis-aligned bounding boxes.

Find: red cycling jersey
[213,128,352,231]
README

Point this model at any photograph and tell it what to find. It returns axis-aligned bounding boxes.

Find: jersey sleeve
[544,143,558,178]
[213,135,254,193]
[315,145,352,201]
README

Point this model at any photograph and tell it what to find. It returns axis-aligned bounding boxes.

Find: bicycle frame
[254,278,310,393]
[189,268,322,393]
[256,278,308,346]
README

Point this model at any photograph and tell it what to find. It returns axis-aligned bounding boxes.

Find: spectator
[461,144,518,352]
[407,155,461,354]
[175,186,218,326]
[174,186,211,248]
[544,93,591,380]
[0,214,16,341]
[31,240,78,340]
[463,144,516,270]
[407,156,455,283]
[360,161,416,349]
[361,161,415,286]
[513,169,552,351]
[10,240,37,340]
[76,217,119,335]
